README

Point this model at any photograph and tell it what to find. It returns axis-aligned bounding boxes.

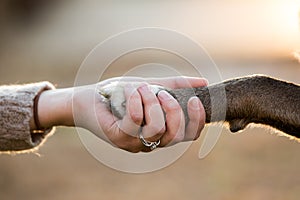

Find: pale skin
[30,76,207,153]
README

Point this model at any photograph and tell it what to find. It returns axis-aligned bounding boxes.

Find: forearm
[32,87,75,130]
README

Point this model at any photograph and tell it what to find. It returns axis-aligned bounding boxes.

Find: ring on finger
[138,132,160,151]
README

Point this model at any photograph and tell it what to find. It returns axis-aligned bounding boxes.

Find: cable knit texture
[0,82,55,152]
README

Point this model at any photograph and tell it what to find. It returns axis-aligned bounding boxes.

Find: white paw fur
[98,81,163,119]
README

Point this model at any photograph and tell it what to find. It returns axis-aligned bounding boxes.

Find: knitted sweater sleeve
[0,82,56,152]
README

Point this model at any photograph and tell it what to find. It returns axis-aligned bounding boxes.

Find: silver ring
[139,132,160,151]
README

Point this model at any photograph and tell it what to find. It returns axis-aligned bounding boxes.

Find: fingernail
[158,90,172,100]
[190,97,201,110]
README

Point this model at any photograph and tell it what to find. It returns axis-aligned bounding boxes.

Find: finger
[157,90,185,147]
[124,84,144,126]
[147,76,209,89]
[117,84,144,137]
[185,97,206,141]
[107,125,144,153]
[138,84,166,141]
[96,106,143,152]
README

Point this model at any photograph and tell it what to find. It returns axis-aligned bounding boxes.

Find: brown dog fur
[169,75,300,139]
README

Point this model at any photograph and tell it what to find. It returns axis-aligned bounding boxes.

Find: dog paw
[98,82,164,119]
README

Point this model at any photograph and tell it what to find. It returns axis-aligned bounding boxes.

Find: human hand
[34,76,207,153]
[96,76,207,152]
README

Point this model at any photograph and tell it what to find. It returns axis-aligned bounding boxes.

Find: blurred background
[0,0,299,199]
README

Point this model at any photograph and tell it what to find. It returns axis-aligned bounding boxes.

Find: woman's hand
[92,76,207,152]
[34,76,207,153]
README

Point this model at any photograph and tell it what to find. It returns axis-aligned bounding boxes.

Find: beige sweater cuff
[0,82,56,152]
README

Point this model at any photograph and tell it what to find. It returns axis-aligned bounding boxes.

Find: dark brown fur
[168,75,300,138]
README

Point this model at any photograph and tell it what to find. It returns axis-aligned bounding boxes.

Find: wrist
[71,84,98,129]
[37,87,74,129]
